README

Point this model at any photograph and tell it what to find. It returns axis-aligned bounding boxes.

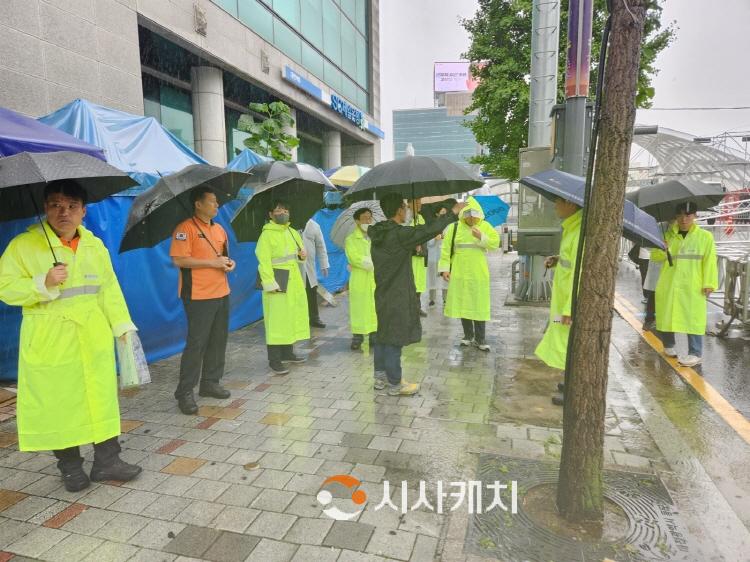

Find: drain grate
[466,455,693,562]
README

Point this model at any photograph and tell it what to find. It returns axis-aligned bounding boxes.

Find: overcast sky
[378,0,750,161]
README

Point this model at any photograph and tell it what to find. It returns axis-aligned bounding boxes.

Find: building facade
[0,0,382,168]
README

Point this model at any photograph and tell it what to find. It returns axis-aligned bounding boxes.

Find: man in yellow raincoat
[0,181,142,492]
[534,197,582,406]
[652,202,717,367]
[439,197,500,351]
[405,198,428,317]
[255,200,309,374]
[345,208,377,350]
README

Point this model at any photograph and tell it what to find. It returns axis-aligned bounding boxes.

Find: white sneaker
[663,347,677,358]
[679,355,702,367]
[473,341,491,352]
[460,338,473,347]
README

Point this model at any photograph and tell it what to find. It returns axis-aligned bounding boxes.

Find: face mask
[359,223,370,233]
[272,213,290,225]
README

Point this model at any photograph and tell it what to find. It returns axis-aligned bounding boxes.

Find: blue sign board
[282,66,384,139]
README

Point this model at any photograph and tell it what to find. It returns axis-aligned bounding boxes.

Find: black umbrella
[344,155,484,203]
[230,162,331,243]
[119,165,249,253]
[0,151,136,221]
[626,179,724,222]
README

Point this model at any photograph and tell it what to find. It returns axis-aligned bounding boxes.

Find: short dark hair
[44,180,87,205]
[353,207,372,221]
[270,199,290,212]
[440,198,457,214]
[190,186,215,206]
[676,201,697,215]
[379,193,404,219]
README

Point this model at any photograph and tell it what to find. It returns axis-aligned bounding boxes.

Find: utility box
[516,146,560,255]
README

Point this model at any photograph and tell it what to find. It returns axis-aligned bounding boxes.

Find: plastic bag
[116,331,151,389]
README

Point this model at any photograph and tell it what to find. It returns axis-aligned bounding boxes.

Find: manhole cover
[466,455,693,561]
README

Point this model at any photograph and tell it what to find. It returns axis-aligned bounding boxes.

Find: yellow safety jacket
[0,223,136,451]
[345,227,377,335]
[535,210,582,370]
[652,223,718,335]
[438,199,500,321]
[406,213,427,293]
[255,221,310,345]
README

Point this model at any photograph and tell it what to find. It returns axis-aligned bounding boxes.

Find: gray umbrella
[0,151,136,221]
[345,155,484,203]
[626,179,725,222]
[330,200,385,249]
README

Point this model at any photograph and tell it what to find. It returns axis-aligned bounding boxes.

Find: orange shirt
[169,217,230,300]
[60,236,80,253]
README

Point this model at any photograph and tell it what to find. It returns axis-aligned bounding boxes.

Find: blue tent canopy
[0,106,105,159]
[0,100,262,381]
[227,148,268,171]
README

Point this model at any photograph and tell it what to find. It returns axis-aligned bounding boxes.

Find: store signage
[330,94,363,128]
[283,66,384,139]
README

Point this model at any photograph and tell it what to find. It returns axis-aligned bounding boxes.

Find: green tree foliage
[462,0,675,179]
[238,101,300,161]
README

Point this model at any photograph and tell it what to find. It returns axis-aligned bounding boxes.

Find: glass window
[324,61,342,92]
[298,137,323,168]
[225,110,251,161]
[274,17,301,62]
[355,34,367,88]
[356,87,368,113]
[340,17,356,79]
[341,76,357,105]
[238,0,273,43]
[340,0,356,22]
[301,45,325,81]
[212,0,238,16]
[322,0,341,65]
[160,85,194,149]
[355,0,367,33]
[300,0,323,50]
[273,0,300,30]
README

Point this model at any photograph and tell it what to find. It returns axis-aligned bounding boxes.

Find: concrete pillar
[323,130,342,170]
[191,66,227,166]
[284,106,298,162]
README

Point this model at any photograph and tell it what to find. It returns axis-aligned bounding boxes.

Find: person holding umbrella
[256,199,309,374]
[439,197,500,350]
[0,180,142,491]
[345,207,377,350]
[534,196,582,406]
[300,218,329,329]
[169,186,235,415]
[652,202,718,367]
[369,193,466,395]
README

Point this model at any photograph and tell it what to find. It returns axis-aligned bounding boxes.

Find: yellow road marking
[613,292,750,447]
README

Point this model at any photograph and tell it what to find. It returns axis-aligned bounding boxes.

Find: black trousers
[352,332,376,344]
[175,296,229,398]
[637,258,650,298]
[53,436,120,468]
[305,277,320,323]
[267,344,295,364]
[461,319,486,344]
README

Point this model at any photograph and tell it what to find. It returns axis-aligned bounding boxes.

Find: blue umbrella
[520,169,665,249]
[473,195,510,227]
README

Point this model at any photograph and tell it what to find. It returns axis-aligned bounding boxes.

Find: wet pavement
[0,252,747,561]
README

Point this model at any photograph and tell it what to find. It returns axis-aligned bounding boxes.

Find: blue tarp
[311,207,349,294]
[227,148,268,171]
[0,106,105,159]
[0,100,262,381]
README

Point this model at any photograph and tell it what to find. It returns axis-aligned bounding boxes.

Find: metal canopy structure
[630,126,750,192]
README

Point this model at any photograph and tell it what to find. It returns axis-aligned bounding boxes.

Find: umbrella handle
[30,195,60,265]
[667,249,673,267]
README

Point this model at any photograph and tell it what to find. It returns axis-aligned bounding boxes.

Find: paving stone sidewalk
[0,253,729,561]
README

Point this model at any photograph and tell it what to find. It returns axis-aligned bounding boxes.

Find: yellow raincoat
[406,213,427,293]
[438,199,500,321]
[535,210,582,370]
[255,222,310,345]
[652,223,717,335]
[0,223,136,452]
[345,226,377,335]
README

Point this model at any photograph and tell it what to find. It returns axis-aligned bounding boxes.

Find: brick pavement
[0,253,677,561]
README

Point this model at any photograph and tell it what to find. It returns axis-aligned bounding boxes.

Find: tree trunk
[556,0,647,522]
